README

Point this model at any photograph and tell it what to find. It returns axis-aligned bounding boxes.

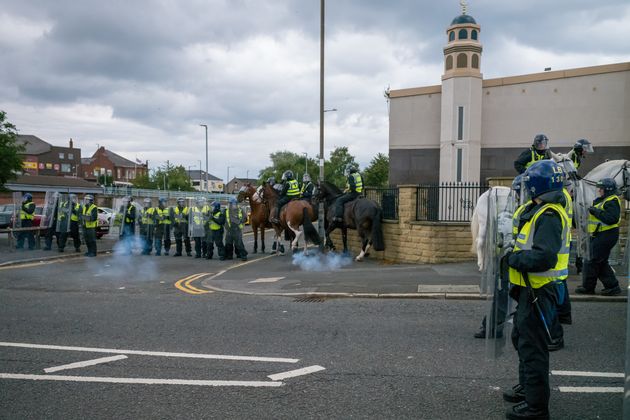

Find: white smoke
[88,235,160,282]
[291,250,352,272]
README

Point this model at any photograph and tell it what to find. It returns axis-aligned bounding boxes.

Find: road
[0,248,625,419]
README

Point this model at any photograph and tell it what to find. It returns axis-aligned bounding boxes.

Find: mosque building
[388,3,630,185]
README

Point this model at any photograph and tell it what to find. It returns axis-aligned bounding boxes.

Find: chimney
[69,138,74,149]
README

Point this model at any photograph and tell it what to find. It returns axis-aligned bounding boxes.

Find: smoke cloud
[291,250,352,272]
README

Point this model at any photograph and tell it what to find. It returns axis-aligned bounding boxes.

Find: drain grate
[294,296,326,303]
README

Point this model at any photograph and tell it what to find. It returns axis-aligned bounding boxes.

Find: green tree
[151,163,194,192]
[258,151,318,184]
[0,111,25,189]
[97,174,114,186]
[325,146,358,187]
[131,172,155,189]
[362,153,389,187]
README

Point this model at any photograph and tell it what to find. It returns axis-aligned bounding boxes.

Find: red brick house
[81,146,148,184]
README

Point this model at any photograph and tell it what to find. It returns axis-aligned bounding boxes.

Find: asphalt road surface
[0,248,625,419]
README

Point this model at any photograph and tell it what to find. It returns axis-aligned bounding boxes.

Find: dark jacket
[508,190,564,273]
[514,147,552,174]
[589,194,621,228]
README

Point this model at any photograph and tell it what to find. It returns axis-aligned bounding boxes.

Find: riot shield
[11,192,22,229]
[40,191,59,229]
[480,187,513,359]
[110,197,126,237]
[188,198,206,238]
[572,179,591,261]
[55,193,72,233]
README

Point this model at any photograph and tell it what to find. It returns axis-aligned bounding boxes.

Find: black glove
[588,206,597,215]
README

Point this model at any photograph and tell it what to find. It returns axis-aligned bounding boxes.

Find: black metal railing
[364,187,399,220]
[416,182,489,222]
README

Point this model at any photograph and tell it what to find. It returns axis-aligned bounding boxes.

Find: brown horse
[237,183,271,253]
[260,183,320,254]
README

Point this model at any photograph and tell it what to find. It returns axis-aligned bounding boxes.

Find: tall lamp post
[199,124,208,192]
[302,152,308,176]
[226,166,233,193]
[318,0,326,245]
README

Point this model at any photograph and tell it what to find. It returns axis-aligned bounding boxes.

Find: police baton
[521,271,553,343]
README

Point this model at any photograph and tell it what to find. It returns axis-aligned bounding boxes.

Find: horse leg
[260,227,265,253]
[324,223,336,251]
[287,222,302,253]
[252,225,258,254]
[356,234,370,262]
[342,227,349,254]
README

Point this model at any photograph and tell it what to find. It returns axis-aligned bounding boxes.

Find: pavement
[1,229,627,302]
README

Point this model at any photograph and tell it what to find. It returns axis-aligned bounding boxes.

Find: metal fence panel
[364,187,399,220]
[416,182,489,222]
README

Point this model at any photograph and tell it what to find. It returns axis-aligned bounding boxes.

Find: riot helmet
[84,194,94,204]
[281,170,294,181]
[228,197,238,208]
[267,176,276,185]
[303,173,311,182]
[177,197,185,206]
[69,194,78,203]
[158,197,167,208]
[22,193,33,202]
[523,160,565,199]
[343,163,357,177]
[195,196,206,206]
[532,134,549,151]
[574,139,594,155]
[211,201,221,212]
[596,178,617,196]
[143,198,152,206]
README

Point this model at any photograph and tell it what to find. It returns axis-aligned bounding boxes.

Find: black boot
[503,384,526,403]
[506,401,549,420]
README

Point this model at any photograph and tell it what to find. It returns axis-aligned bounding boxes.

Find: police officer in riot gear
[171,197,191,257]
[334,164,363,223]
[568,139,593,171]
[514,134,552,174]
[225,197,248,261]
[300,173,314,201]
[139,198,155,255]
[16,193,36,250]
[270,170,299,224]
[119,196,136,255]
[503,160,569,420]
[153,197,171,256]
[68,194,82,252]
[575,178,621,296]
[207,201,226,260]
[82,195,98,257]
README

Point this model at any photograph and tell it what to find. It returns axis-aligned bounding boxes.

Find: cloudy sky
[1,0,629,180]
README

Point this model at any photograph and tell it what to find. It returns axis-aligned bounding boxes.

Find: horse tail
[302,207,321,245]
[371,207,385,251]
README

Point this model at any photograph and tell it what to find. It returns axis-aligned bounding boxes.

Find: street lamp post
[199,124,208,192]
[302,152,308,176]
[318,0,325,245]
[227,166,233,193]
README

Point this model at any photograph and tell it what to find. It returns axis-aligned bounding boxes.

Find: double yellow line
[174,273,213,295]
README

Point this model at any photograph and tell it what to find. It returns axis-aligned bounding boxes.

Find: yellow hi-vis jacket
[587,195,621,234]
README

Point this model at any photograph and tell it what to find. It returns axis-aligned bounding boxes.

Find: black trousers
[582,228,619,291]
[154,224,171,255]
[174,224,191,255]
[16,219,35,250]
[140,224,154,254]
[511,283,559,413]
[225,227,247,259]
[69,220,81,251]
[193,236,207,257]
[44,228,60,250]
[335,192,359,218]
[207,228,225,258]
[84,228,97,256]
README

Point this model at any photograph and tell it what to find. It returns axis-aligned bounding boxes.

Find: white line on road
[0,373,284,387]
[551,370,624,378]
[268,365,326,381]
[558,386,623,393]
[44,355,128,373]
[0,342,299,364]
[249,277,285,284]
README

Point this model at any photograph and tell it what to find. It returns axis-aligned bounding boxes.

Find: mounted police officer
[139,198,155,255]
[567,139,593,172]
[153,197,171,256]
[171,197,192,257]
[334,164,363,223]
[270,170,300,224]
[119,196,136,255]
[16,193,36,250]
[300,173,314,201]
[514,134,552,175]
[207,201,226,260]
[503,160,569,420]
[82,194,98,257]
[575,178,621,296]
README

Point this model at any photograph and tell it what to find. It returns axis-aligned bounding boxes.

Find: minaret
[439,0,482,184]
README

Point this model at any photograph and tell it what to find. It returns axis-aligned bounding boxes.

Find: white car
[97,207,113,238]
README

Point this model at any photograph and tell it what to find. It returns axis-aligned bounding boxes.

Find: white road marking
[44,355,128,373]
[0,342,298,364]
[551,370,624,378]
[267,365,325,381]
[249,277,285,283]
[0,373,283,387]
[558,386,623,393]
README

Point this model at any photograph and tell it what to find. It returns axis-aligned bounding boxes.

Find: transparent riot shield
[11,192,22,229]
[110,197,126,237]
[481,188,513,359]
[188,198,206,238]
[55,193,72,233]
[572,179,591,261]
[40,191,59,229]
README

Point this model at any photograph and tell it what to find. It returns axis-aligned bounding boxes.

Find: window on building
[456,149,463,182]
[457,106,464,140]
[456,53,467,68]
[59,152,65,159]
[449,31,455,42]
[93,169,99,176]
[61,164,71,173]
[84,171,88,177]
[458,29,468,39]
[471,30,478,40]
[117,169,122,179]
[68,153,74,160]
[445,55,453,71]
[472,54,479,69]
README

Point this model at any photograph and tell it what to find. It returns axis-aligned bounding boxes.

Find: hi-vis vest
[191,206,207,226]
[524,148,547,169]
[226,208,243,229]
[142,207,155,225]
[172,206,188,224]
[209,210,222,231]
[58,201,69,221]
[509,203,570,288]
[512,201,531,236]
[346,172,363,193]
[83,204,98,228]
[20,202,35,220]
[155,208,171,225]
[71,203,81,222]
[300,181,312,196]
[588,195,621,234]
[124,205,135,224]
[571,153,581,169]
[287,179,300,197]
[562,188,573,224]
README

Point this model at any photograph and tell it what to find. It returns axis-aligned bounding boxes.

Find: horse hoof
[355,256,363,262]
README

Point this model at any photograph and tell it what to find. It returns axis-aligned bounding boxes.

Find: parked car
[96,207,112,239]
[0,204,16,229]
